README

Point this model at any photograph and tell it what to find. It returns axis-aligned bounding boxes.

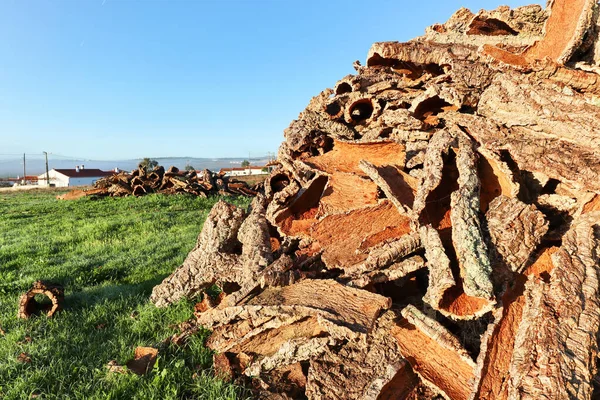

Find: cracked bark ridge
[151,1,600,398]
[486,195,549,273]
[450,133,494,300]
[507,212,600,400]
[306,312,418,400]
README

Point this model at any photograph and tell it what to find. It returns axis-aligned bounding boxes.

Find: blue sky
[0,0,541,160]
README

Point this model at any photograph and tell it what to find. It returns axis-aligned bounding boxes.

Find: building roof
[2,176,39,182]
[219,166,265,173]
[47,169,115,178]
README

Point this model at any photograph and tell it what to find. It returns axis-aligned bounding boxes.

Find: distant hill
[0,156,272,178]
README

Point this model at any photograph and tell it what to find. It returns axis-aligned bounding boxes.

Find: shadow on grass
[62,275,169,311]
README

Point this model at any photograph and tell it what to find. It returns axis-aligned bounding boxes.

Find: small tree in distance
[138,158,158,171]
[184,164,195,171]
[241,160,250,167]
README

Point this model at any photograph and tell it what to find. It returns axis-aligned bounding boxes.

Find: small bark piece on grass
[18,281,64,319]
[126,347,158,375]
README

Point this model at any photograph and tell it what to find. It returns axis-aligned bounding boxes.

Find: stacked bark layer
[61,166,260,199]
[152,2,600,399]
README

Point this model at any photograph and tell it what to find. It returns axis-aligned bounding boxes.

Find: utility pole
[22,153,26,183]
[43,151,49,187]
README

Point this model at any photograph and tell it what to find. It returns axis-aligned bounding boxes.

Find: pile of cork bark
[61,166,259,199]
[150,1,600,399]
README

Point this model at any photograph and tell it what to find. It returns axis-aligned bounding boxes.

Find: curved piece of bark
[246,279,391,333]
[271,174,327,237]
[583,194,600,214]
[486,196,549,273]
[198,282,393,381]
[316,172,379,217]
[390,305,476,400]
[238,196,273,272]
[323,97,345,120]
[132,185,147,197]
[343,231,422,278]
[452,111,600,193]
[450,133,494,300]
[284,110,356,154]
[471,246,558,400]
[347,255,426,289]
[150,196,272,307]
[479,73,600,152]
[344,94,382,126]
[18,281,64,319]
[367,41,479,70]
[310,201,412,269]
[420,226,455,310]
[477,147,519,212]
[422,5,546,49]
[255,362,308,399]
[150,200,247,307]
[379,108,424,131]
[506,212,600,400]
[421,225,494,320]
[304,140,406,176]
[334,75,360,95]
[306,312,418,400]
[482,0,596,66]
[412,130,456,221]
[359,160,416,217]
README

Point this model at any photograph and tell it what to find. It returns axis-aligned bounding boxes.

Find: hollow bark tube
[18,281,64,319]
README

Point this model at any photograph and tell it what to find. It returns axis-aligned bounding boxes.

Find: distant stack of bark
[60,166,261,199]
[151,2,600,399]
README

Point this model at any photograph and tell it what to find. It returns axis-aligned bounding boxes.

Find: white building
[38,166,114,187]
[219,166,269,177]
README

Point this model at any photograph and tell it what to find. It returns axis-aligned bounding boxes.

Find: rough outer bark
[471,246,558,400]
[420,226,455,312]
[450,133,494,300]
[506,212,600,400]
[306,312,419,400]
[246,279,391,333]
[196,280,393,379]
[474,73,600,192]
[343,231,422,278]
[151,196,272,307]
[421,224,495,320]
[412,130,456,221]
[422,5,546,48]
[486,196,549,273]
[150,2,600,398]
[451,110,600,194]
[18,281,64,319]
[347,255,426,289]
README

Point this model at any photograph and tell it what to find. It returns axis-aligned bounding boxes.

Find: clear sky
[0,0,542,160]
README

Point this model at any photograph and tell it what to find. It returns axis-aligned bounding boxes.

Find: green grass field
[0,190,252,399]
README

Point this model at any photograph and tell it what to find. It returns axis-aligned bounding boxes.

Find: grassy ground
[0,190,252,399]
